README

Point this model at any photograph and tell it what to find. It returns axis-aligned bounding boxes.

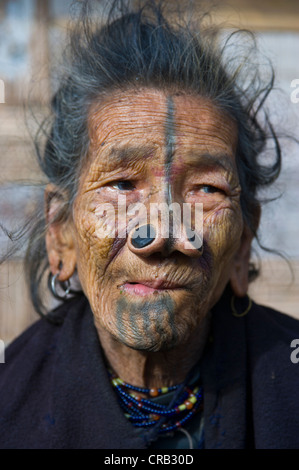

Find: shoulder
[0,294,90,449]
[245,301,299,389]
[246,302,299,447]
[210,293,299,385]
[247,301,299,344]
[0,295,88,390]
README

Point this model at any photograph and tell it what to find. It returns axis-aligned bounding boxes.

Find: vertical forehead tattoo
[164,96,203,253]
[164,96,176,205]
[126,98,176,251]
[163,96,176,251]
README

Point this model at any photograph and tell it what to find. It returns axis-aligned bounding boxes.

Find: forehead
[88,88,238,161]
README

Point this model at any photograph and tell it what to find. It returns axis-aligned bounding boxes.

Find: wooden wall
[0,0,299,345]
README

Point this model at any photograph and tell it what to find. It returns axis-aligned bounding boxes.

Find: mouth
[120,280,186,297]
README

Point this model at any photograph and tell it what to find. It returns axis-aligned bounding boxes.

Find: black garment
[0,292,299,449]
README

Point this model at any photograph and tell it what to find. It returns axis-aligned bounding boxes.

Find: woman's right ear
[44,184,77,282]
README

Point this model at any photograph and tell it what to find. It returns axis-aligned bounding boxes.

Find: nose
[127,221,203,258]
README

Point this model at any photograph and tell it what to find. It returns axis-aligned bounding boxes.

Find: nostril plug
[186,228,203,252]
[131,224,156,249]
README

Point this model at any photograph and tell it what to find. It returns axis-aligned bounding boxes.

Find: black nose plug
[131,224,156,249]
[186,228,203,252]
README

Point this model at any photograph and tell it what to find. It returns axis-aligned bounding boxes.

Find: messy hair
[5,0,283,316]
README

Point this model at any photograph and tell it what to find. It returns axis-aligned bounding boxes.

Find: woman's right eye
[110,181,135,191]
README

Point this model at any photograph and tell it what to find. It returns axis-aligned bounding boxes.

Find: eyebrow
[105,145,156,165]
[101,146,236,176]
[185,152,236,174]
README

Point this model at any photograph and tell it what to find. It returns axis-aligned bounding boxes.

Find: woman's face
[51,89,250,352]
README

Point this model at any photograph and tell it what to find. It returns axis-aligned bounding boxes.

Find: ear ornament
[48,272,71,300]
[231,294,252,318]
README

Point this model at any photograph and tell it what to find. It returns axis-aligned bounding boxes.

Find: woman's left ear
[230,202,260,297]
[229,225,254,297]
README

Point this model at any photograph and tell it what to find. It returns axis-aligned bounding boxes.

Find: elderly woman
[1,0,299,450]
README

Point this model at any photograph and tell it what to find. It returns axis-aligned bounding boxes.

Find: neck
[96,313,211,389]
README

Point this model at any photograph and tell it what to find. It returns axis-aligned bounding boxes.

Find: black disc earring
[131,224,156,249]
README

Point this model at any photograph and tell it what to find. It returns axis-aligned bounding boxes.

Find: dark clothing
[1,292,299,449]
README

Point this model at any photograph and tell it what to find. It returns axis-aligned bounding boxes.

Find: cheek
[77,211,114,257]
[203,206,243,260]
[72,199,117,290]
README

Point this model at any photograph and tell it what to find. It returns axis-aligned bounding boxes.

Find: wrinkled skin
[46,89,254,387]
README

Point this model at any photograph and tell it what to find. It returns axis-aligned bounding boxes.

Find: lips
[121,280,185,297]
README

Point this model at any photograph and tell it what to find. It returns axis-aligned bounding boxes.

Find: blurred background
[0,0,299,345]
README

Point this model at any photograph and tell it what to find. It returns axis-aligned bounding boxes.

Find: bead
[111,378,119,387]
[149,388,159,397]
[109,370,203,434]
[150,414,160,421]
[184,400,194,410]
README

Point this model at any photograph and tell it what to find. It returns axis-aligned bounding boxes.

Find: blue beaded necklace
[109,371,203,434]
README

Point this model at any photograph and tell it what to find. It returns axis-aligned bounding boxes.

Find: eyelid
[201,184,218,191]
[196,184,225,194]
[109,180,136,190]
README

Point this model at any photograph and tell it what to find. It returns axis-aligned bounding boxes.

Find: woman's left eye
[199,185,220,194]
[111,181,135,191]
